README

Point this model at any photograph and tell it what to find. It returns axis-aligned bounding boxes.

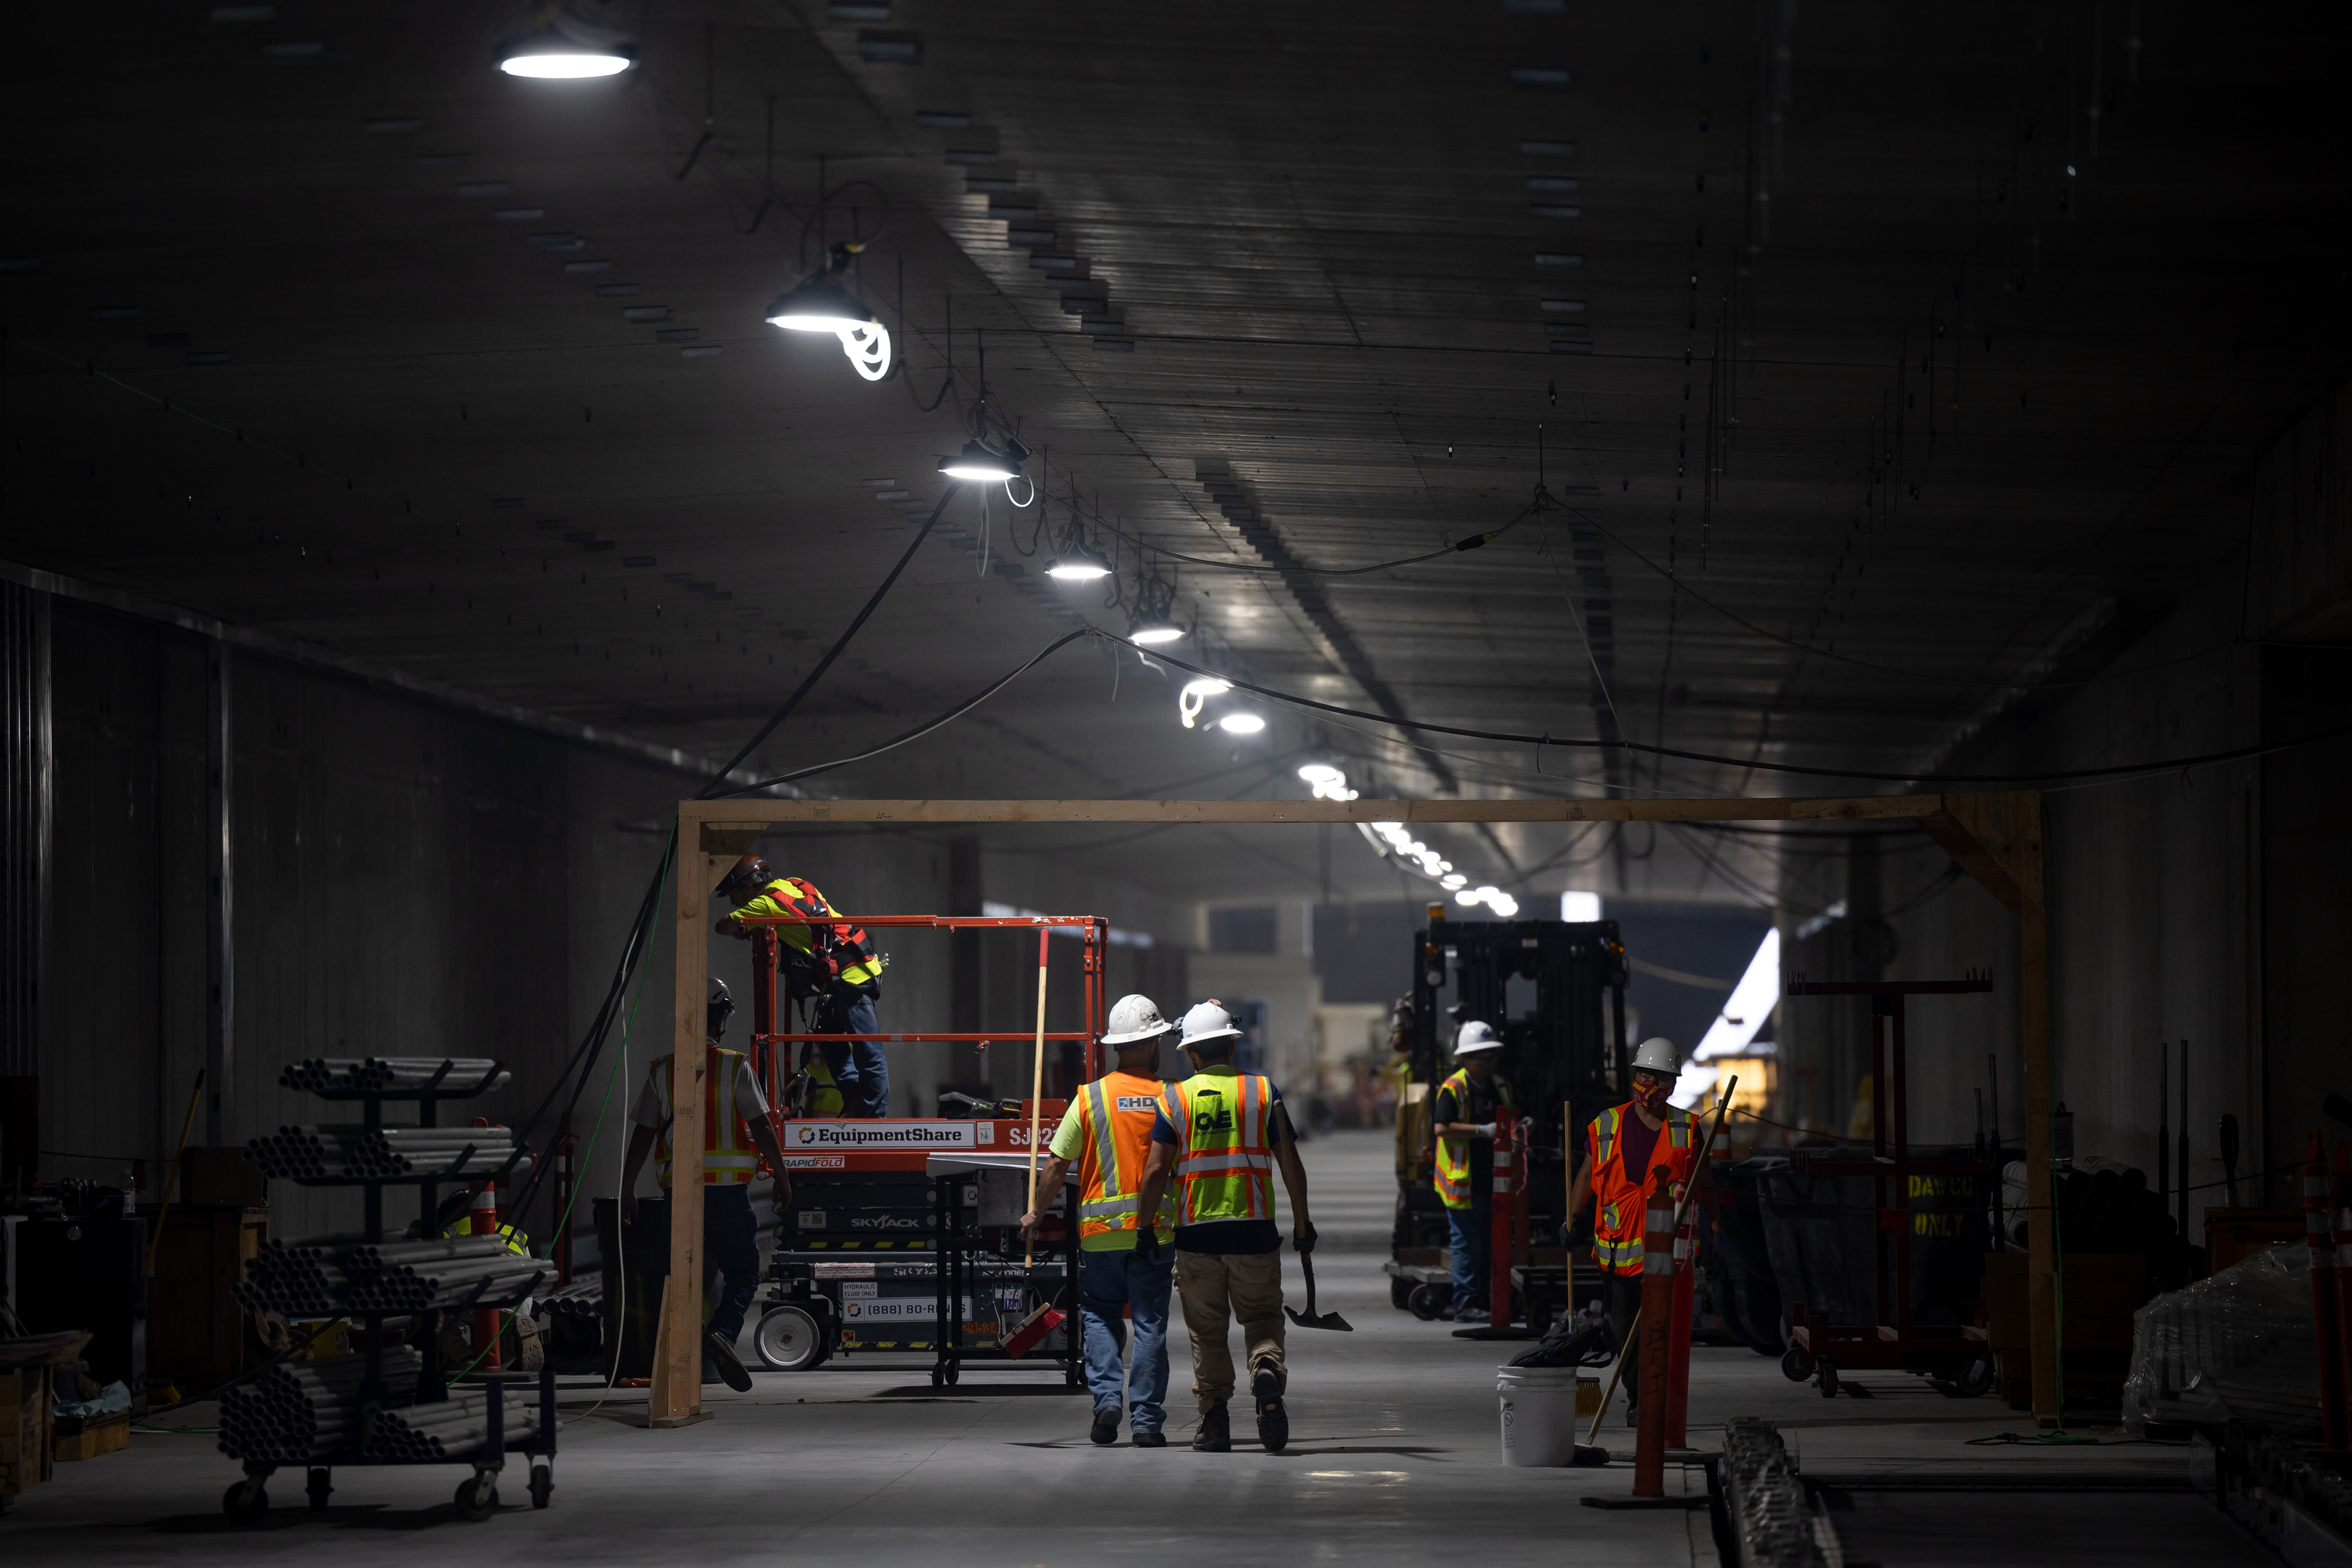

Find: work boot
[1192,1403,1232,1452]
[1252,1367,1288,1454]
[1090,1406,1121,1446]
[705,1331,754,1393]
[1132,1429,1167,1448]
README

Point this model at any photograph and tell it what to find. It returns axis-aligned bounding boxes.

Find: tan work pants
[1175,1250,1285,1412]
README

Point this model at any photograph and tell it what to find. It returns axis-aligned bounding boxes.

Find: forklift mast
[1406,912,1629,1240]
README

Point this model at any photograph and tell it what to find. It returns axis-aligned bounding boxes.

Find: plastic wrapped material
[2121,1243,2318,1436]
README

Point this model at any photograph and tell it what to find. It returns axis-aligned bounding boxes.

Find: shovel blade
[1283,1306,1354,1332]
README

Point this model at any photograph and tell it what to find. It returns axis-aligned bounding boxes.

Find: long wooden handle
[1024,929,1049,1267]
[1581,1076,1737,1445]
[145,1069,208,1279]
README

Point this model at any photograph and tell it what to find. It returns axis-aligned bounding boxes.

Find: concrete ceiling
[5,0,2347,909]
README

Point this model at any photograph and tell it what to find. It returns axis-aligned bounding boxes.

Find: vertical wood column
[649,815,721,1428]
[2020,896,2057,1425]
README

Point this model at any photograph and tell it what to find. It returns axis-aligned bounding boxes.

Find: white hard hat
[1454,1021,1503,1056]
[1178,1002,1243,1049]
[1103,993,1173,1046]
[1631,1036,1679,1076]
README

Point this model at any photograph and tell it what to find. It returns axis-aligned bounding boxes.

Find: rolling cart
[924,1152,1082,1390]
[222,1058,557,1523]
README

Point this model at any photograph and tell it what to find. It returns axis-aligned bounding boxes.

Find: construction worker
[1564,1036,1716,1426]
[1432,1020,1519,1325]
[619,977,794,1392]
[1016,993,1180,1447]
[1129,1001,1316,1455]
[713,855,890,1116]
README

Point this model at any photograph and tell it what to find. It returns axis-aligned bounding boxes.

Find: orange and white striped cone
[470,1181,503,1372]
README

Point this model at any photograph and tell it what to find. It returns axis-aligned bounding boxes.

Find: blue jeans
[702,1185,762,1345]
[1447,1196,1490,1310]
[816,993,891,1116]
[1077,1245,1174,1432]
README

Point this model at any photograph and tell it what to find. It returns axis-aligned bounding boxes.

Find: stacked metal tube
[278,1057,510,1096]
[534,1278,604,1318]
[234,1233,543,1314]
[217,1348,422,1463]
[245,1123,529,1181]
[365,1389,490,1460]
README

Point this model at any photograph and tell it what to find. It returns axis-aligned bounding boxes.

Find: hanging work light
[497,3,634,76]
[1178,677,1231,728]
[1046,540,1112,581]
[764,242,891,381]
[937,436,1027,483]
[1127,615,1184,645]
[1218,713,1266,735]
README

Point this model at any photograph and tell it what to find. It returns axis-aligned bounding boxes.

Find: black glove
[1134,1227,1163,1265]
[1294,1221,1319,1256]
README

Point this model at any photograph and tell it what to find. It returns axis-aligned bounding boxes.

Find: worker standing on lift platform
[1018,993,1181,1448]
[1130,1001,1316,1455]
[713,854,891,1116]
[1565,1036,1716,1426]
[1432,1020,1519,1325]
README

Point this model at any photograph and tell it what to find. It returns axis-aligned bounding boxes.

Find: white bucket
[1497,1365,1592,1467]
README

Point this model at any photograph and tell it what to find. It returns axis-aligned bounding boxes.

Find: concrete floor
[5,1131,2266,1566]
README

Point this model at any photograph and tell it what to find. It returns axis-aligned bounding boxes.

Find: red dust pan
[1001,1301,1066,1359]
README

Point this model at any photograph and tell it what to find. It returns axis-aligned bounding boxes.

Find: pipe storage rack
[220,1058,557,1524]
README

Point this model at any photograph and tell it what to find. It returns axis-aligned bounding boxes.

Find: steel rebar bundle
[365,1389,489,1460]
[217,1348,422,1463]
[245,1123,529,1181]
[278,1057,510,1096]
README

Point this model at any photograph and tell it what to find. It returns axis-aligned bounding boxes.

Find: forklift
[1386,902,1629,1330]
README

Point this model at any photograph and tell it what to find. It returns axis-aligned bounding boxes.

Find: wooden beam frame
[652,791,2059,1427]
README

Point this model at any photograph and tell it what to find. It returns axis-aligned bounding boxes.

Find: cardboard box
[2202,1208,2303,1276]
[53,1410,129,1462]
[1980,1252,2147,1409]
[181,1147,268,1208]
[1,1367,53,1504]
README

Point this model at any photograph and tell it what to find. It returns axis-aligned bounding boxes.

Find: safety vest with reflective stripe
[1158,1066,1278,1225]
[801,1051,844,1117]
[1432,1068,1520,1210]
[1072,1072,1178,1244]
[732,877,883,988]
[650,1046,765,1187]
[1586,1102,1694,1276]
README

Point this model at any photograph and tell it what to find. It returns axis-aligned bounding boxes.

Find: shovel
[1284,1254,1353,1332]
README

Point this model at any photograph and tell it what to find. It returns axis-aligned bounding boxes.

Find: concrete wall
[1778,376,2352,1236]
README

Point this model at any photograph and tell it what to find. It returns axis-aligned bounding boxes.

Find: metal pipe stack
[217,1348,422,1462]
[234,1233,543,1313]
[350,1250,546,1314]
[535,1277,604,1318]
[245,1123,530,1181]
[278,1057,511,1096]
[365,1389,490,1460]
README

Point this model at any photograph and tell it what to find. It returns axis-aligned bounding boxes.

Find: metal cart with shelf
[924,1152,1082,1390]
[221,1058,558,1524]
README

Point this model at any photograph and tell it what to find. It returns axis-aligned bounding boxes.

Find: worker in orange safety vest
[1565,1035,1717,1427]
[1020,993,1181,1448]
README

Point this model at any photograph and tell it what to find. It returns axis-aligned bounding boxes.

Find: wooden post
[650,825,731,1428]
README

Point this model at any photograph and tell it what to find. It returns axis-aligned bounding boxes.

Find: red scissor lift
[725,913,1111,1380]
[1779,972,1996,1397]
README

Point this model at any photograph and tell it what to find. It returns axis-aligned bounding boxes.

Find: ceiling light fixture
[1178,677,1231,729]
[496,4,634,77]
[1127,615,1184,644]
[1045,540,1112,581]
[764,241,891,380]
[937,434,1028,483]
[1218,712,1266,735]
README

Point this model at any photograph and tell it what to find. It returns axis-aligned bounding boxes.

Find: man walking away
[1019,994,1181,1446]
[1432,1020,1519,1324]
[1131,1001,1316,1455]
[620,978,793,1392]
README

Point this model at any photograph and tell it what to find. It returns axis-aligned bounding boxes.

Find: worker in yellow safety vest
[1565,1035,1716,1426]
[713,855,891,1116]
[1018,993,1181,1447]
[1129,1001,1316,1456]
[620,977,795,1392]
[1432,1020,1519,1324]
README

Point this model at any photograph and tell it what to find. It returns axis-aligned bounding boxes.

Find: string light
[1178,677,1231,728]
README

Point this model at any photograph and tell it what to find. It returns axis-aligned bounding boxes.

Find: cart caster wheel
[1390,1278,1414,1311]
[222,1480,270,1526]
[929,1368,944,1388]
[945,1364,960,1387]
[1408,1283,1445,1322]
[528,1464,554,1511]
[1817,1357,1840,1399]
[306,1468,332,1512]
[453,1474,499,1522]
[1780,1345,1811,1382]
[1953,1355,1993,1399]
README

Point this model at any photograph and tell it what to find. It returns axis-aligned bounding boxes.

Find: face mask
[1634,1079,1668,1112]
